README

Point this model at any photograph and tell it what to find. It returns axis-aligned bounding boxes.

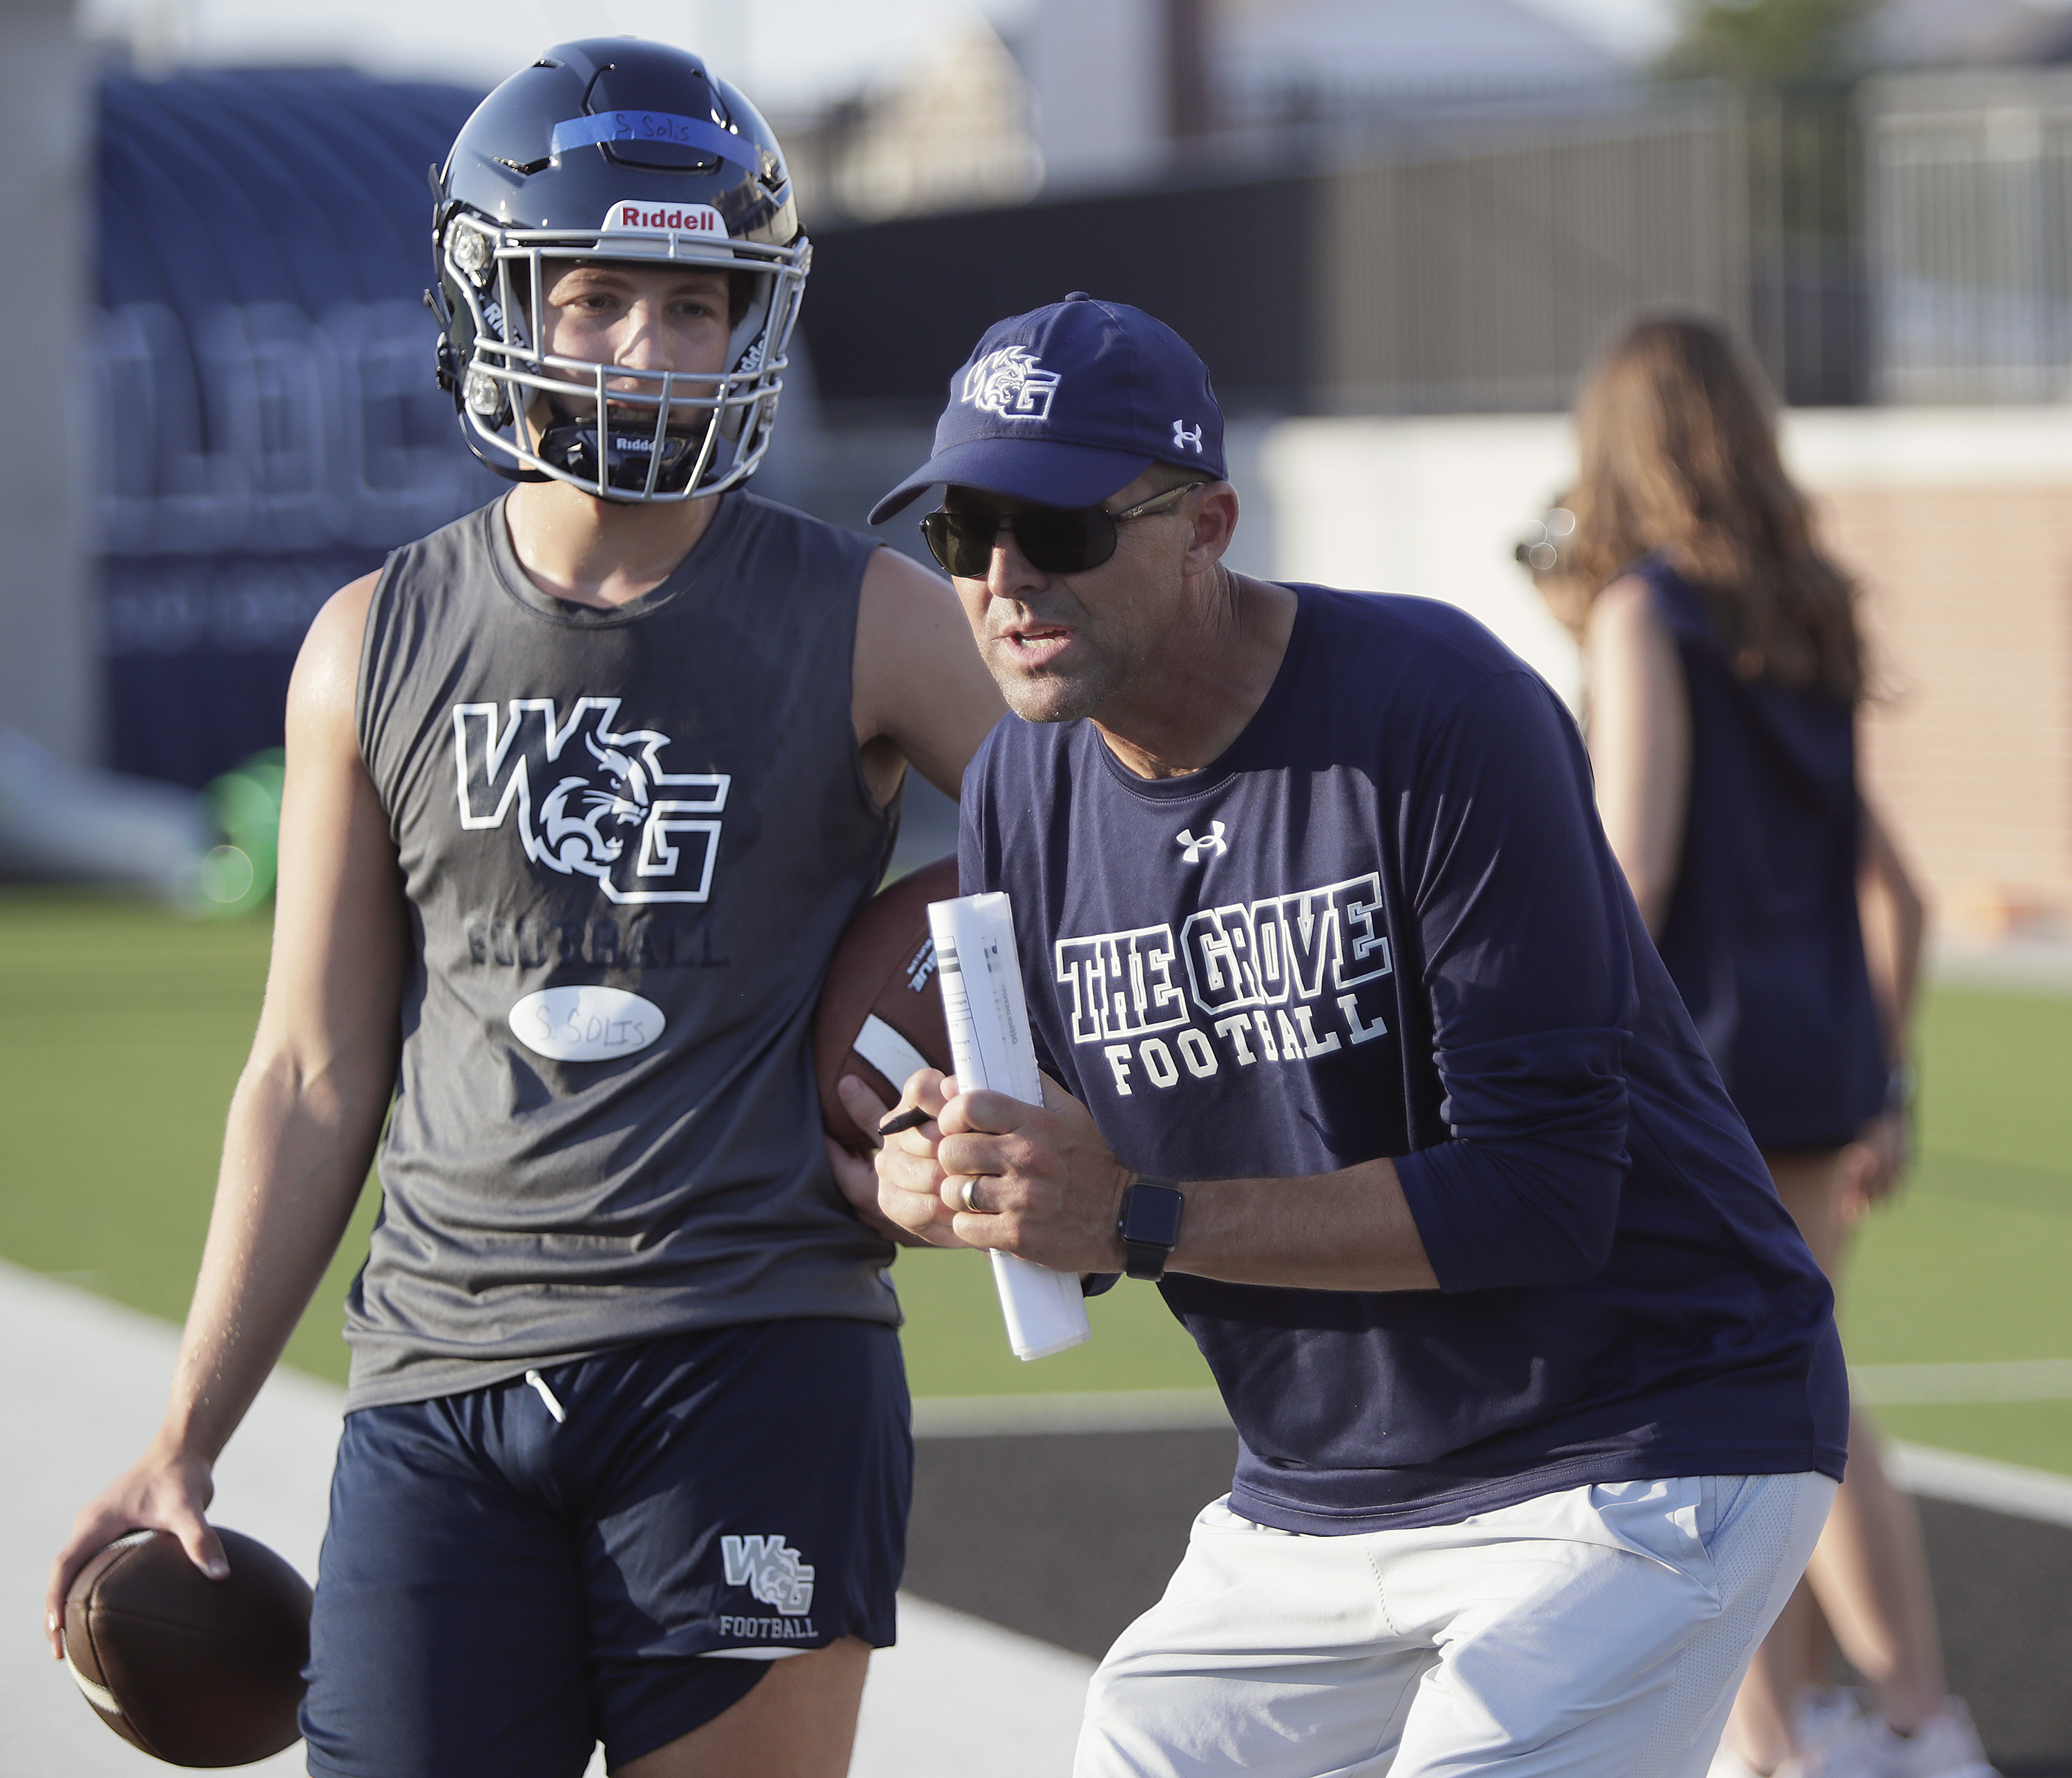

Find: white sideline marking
[1852,1359,2072,1404]
[1931,934,2072,994]
[914,1389,1233,1437]
[1,1262,334,1777]
[0,1260,1091,1778]
[1888,1441,2072,1529]
[17,1258,2072,1776]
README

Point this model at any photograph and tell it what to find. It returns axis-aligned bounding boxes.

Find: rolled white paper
[927,891,1094,1362]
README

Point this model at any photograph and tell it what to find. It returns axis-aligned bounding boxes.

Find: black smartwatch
[1117,1175,1186,1281]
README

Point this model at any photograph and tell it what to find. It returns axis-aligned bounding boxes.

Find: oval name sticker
[509,986,665,1062]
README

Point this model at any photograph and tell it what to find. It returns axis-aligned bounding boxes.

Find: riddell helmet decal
[601,200,730,238]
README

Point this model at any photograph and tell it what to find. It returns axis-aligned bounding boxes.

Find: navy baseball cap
[867,293,1226,524]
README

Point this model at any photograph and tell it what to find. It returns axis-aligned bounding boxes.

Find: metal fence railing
[1863,69,2072,405]
[806,82,1883,421]
[1313,95,1750,414]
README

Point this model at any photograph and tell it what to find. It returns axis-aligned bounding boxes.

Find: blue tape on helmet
[550,110,753,171]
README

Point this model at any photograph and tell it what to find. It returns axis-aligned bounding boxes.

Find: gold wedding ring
[959,1177,985,1215]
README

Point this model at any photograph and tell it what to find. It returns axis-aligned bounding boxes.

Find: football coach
[856,294,1849,1778]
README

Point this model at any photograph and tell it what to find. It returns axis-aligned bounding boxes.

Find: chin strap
[535,418,719,495]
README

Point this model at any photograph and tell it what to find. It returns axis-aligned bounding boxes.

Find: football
[64,1526,313,1768]
[814,855,957,1150]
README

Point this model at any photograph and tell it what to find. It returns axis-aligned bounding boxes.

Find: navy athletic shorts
[301,1317,910,1778]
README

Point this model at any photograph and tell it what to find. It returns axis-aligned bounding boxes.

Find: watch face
[1124,1183,1185,1249]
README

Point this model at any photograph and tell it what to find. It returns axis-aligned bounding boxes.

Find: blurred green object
[1,894,2069,1477]
[198,748,285,918]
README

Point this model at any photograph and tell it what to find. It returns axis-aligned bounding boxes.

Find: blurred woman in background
[1546,313,1991,1778]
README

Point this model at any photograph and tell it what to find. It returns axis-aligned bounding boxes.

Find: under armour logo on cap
[1172,421,1203,454]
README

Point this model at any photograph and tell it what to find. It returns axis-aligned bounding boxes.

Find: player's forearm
[1858,805,1926,1061]
[1165,1157,1439,1293]
[1584,579,1691,938]
[157,1054,390,1463]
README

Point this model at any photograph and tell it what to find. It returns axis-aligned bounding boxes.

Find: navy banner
[97,71,500,786]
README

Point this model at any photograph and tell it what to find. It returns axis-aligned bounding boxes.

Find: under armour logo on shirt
[1176,821,1227,862]
[1172,420,1204,454]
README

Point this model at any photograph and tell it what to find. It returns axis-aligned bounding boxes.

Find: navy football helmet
[429,39,808,500]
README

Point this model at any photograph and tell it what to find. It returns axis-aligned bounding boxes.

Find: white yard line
[1932,935,2072,995]
[1852,1360,2072,1404]
[0,1262,1091,1778]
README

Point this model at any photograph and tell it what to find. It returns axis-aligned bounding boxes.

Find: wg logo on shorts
[722,1535,816,1616]
[451,697,729,905]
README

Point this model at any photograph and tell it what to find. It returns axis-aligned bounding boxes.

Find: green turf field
[3,890,2068,1469]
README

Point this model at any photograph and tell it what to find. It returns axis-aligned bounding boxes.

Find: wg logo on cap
[961,345,1059,423]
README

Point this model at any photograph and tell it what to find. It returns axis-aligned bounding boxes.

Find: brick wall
[1818,485,2072,934]
[1265,409,2072,940]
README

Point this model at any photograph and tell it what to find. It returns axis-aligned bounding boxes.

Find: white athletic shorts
[1075,1470,1834,1778]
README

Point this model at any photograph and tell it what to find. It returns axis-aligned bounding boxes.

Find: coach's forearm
[158,1054,389,1464]
[1164,1157,1439,1293]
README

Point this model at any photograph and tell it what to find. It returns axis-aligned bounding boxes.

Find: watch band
[1117,1175,1185,1282]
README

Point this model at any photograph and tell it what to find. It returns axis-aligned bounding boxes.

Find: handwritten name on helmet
[601,201,730,238]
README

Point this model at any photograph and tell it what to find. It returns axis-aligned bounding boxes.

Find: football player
[48,39,999,1778]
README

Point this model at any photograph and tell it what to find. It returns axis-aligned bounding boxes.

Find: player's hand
[1841,1105,1910,1215]
[827,1074,934,1247]
[868,1070,979,1249]
[46,1439,224,1659]
[936,1071,1134,1273]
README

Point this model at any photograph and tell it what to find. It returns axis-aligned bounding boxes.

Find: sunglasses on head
[919,481,1210,579]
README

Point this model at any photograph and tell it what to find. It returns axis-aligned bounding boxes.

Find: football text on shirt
[1052,870,1393,1096]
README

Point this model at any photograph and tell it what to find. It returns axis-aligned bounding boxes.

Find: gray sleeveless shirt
[345,492,901,1411]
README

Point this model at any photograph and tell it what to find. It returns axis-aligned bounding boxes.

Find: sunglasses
[920,481,1209,579]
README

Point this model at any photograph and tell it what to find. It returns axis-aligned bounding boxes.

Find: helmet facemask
[437,211,808,501]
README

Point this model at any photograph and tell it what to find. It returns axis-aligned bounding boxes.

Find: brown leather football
[64,1526,312,1768]
[813,856,957,1150]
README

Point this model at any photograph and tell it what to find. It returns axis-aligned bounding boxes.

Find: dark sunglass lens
[1008,508,1080,572]
[922,502,1123,577]
[1011,506,1117,574]
[921,511,997,577]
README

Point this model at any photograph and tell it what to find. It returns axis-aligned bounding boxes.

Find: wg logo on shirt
[451,697,729,904]
[1054,871,1394,1096]
[721,1534,816,1616]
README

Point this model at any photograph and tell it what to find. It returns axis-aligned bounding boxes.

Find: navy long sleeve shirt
[960,585,1848,1532]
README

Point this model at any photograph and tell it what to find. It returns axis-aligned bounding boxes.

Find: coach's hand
[934,1072,1134,1274]
[827,1074,937,1247]
[865,1070,979,1250]
[46,1440,224,1658]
